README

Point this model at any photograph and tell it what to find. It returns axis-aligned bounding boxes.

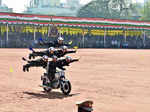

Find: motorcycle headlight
[60,71,65,76]
[55,73,60,79]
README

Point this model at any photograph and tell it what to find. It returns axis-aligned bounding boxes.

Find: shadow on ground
[23,91,80,99]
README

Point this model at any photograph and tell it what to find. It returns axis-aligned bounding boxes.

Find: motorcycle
[40,69,71,95]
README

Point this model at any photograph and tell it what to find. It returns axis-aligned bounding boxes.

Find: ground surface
[0,49,150,112]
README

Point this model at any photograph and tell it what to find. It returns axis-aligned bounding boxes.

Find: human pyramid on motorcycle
[22,37,79,95]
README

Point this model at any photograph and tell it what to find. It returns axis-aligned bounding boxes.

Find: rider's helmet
[57,36,64,44]
[48,47,55,54]
[52,55,57,62]
[76,100,94,112]
[61,46,68,52]
[42,55,48,62]
[65,56,72,63]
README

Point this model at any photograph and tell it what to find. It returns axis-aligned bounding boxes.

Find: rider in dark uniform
[46,56,79,81]
[46,55,58,81]
[55,46,76,58]
[23,55,48,72]
[28,47,55,59]
[57,56,79,70]
[39,37,70,48]
[23,56,79,82]
[28,46,76,59]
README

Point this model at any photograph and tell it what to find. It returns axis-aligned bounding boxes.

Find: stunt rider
[46,55,58,83]
[28,46,76,59]
[29,47,55,59]
[23,55,59,86]
[55,46,76,58]
[57,56,79,70]
[23,55,79,86]
[45,56,79,86]
[39,36,70,48]
[23,55,48,72]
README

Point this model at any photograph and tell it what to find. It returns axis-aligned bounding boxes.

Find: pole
[34,26,36,41]
[82,29,85,48]
[6,23,9,47]
[48,26,50,37]
[135,31,138,48]
[58,27,61,37]
[124,29,126,43]
[143,31,146,48]
[51,16,52,23]
[6,23,8,42]
[48,16,53,37]
[59,31,61,37]
[104,28,106,48]
[1,40,2,48]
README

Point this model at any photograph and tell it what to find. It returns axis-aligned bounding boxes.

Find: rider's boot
[23,65,26,72]
[27,67,29,72]
[23,65,28,72]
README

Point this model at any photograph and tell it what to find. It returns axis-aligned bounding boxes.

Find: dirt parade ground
[0,49,150,112]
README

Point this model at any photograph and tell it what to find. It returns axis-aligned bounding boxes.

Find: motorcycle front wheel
[61,80,71,95]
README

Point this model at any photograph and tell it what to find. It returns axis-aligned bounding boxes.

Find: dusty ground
[0,49,150,112]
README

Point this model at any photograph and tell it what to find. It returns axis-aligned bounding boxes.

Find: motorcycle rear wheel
[43,79,52,92]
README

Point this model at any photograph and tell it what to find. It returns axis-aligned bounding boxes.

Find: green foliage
[140,0,150,21]
[77,0,140,20]
[77,0,110,18]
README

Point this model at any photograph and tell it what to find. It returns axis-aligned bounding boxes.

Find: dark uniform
[29,49,76,59]
[57,58,79,70]
[76,100,94,112]
[29,50,54,59]
[39,40,70,48]
[55,50,76,58]
[23,58,47,72]
[47,58,79,80]
[23,57,79,81]
[46,60,58,81]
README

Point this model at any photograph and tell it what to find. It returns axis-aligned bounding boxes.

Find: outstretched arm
[55,50,76,58]
[22,58,47,72]
[57,59,78,69]
[29,50,48,59]
[70,59,79,63]
[57,66,66,71]
[66,50,76,55]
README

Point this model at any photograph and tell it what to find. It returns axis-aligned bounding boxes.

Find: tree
[128,2,143,20]
[140,0,150,21]
[77,0,138,20]
[77,0,110,18]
